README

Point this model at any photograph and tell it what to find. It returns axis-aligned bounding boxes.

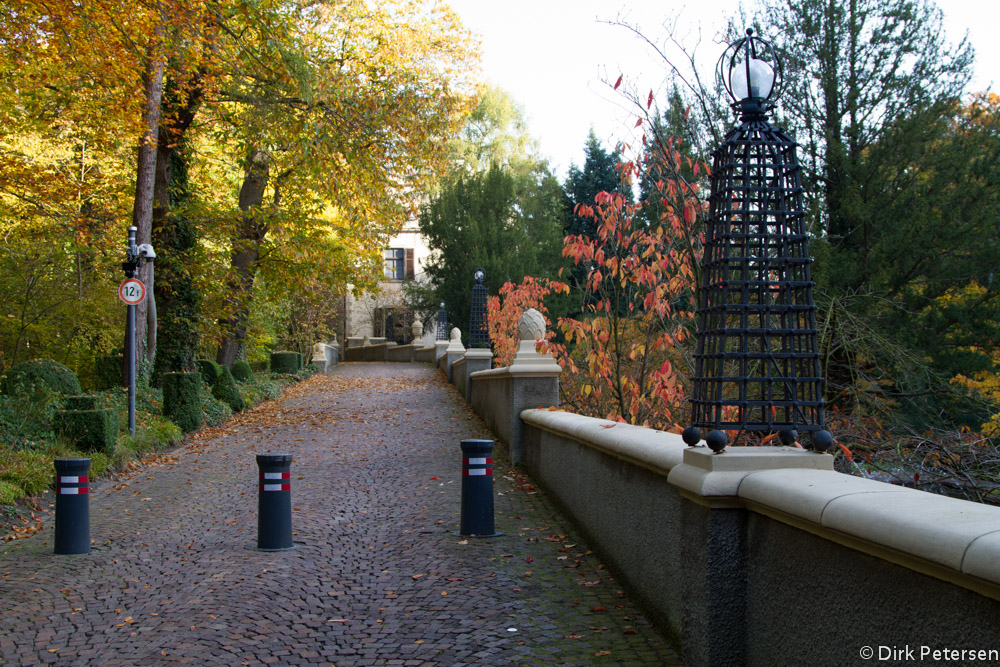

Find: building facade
[338,214,439,347]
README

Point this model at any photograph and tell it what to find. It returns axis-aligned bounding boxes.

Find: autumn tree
[420,87,567,340]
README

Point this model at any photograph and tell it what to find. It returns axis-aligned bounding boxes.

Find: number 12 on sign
[118,278,146,306]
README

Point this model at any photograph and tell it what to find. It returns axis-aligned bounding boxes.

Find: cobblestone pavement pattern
[1,363,681,666]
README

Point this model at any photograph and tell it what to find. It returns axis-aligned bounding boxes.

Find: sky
[448,0,998,180]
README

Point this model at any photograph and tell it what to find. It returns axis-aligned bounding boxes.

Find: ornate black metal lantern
[469,268,490,348]
[683,29,832,453]
[435,302,448,341]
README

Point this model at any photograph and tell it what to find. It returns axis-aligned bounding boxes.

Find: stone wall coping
[464,348,493,360]
[470,365,562,379]
[452,357,467,371]
[521,410,1000,597]
[667,446,833,504]
[739,467,1000,592]
[521,409,686,474]
[470,367,509,380]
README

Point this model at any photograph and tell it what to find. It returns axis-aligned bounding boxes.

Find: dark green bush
[2,359,81,396]
[0,386,61,450]
[231,360,253,382]
[63,395,98,411]
[197,359,223,385]
[202,390,232,427]
[94,353,124,390]
[53,408,118,453]
[250,360,268,373]
[212,366,245,413]
[270,351,300,374]
[162,372,202,433]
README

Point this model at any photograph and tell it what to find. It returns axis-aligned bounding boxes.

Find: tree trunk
[216,148,271,367]
[151,80,203,381]
[127,15,166,379]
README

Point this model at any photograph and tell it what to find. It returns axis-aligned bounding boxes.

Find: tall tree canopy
[418,88,567,339]
[0,0,479,379]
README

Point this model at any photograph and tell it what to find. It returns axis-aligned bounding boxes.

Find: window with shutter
[405,249,415,279]
[383,248,405,280]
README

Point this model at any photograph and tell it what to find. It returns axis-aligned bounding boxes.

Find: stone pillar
[507,308,561,463]
[667,446,833,666]
[311,342,326,367]
[463,348,493,402]
[445,327,465,382]
[324,335,339,370]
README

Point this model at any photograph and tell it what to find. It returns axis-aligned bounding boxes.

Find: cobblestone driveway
[1,363,681,666]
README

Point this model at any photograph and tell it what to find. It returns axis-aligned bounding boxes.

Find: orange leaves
[613,74,623,90]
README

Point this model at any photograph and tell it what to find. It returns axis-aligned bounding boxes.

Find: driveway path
[1,363,681,666]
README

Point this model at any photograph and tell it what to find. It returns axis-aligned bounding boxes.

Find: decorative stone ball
[450,327,461,341]
[682,426,702,447]
[518,308,546,341]
[706,430,728,453]
[778,428,798,447]
[412,320,424,337]
[811,430,835,452]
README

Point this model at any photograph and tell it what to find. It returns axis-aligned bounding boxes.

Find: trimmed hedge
[64,395,99,411]
[231,360,253,383]
[162,372,203,433]
[94,353,123,390]
[270,351,300,374]
[197,359,223,385]
[53,408,118,453]
[212,366,245,413]
[2,359,81,396]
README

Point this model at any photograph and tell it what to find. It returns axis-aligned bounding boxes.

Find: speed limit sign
[118,278,146,305]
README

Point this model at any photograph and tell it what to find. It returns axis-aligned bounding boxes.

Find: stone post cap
[412,320,424,337]
[510,308,560,376]
[447,327,466,353]
[362,335,371,346]
[518,309,546,341]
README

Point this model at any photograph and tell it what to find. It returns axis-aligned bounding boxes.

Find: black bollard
[256,454,294,551]
[54,458,91,555]
[460,439,500,537]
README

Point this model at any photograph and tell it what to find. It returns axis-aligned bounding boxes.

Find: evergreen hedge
[63,395,99,411]
[1,359,81,396]
[197,359,223,385]
[231,360,253,382]
[270,351,300,374]
[94,353,123,390]
[53,408,118,453]
[212,366,245,413]
[162,372,203,433]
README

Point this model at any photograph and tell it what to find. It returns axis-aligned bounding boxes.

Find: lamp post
[435,302,448,341]
[683,29,833,453]
[468,268,489,348]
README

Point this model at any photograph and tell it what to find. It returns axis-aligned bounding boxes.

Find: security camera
[136,244,156,259]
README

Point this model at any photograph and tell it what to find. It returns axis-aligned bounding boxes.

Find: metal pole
[126,226,137,436]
